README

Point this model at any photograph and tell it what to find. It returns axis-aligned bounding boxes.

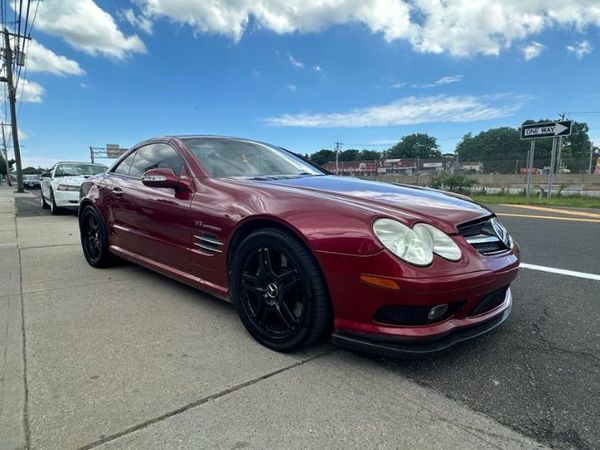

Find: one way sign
[521,121,572,140]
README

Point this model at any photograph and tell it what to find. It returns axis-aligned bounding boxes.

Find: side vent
[193,234,223,256]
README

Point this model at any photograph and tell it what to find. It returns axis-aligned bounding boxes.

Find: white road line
[521,263,600,281]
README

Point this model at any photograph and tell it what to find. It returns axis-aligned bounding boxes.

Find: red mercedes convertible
[79,136,519,356]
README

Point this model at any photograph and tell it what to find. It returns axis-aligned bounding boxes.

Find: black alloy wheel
[79,206,115,268]
[232,228,330,352]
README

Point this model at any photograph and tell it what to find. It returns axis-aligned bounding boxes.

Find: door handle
[112,187,124,197]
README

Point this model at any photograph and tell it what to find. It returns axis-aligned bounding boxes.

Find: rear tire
[231,228,330,353]
[79,205,115,268]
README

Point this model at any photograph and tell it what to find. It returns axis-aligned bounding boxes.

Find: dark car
[78,136,519,356]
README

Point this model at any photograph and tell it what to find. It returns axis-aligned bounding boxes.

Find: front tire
[231,228,330,353]
[49,189,61,215]
[79,206,115,268]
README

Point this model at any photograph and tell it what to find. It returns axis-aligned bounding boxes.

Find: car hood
[262,176,490,231]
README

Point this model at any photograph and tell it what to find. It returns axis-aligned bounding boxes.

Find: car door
[107,143,193,272]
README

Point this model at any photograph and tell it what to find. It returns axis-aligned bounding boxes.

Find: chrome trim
[193,242,223,253]
[192,248,215,257]
[193,235,223,246]
[465,235,502,245]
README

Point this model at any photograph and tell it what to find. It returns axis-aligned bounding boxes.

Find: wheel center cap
[266,282,279,299]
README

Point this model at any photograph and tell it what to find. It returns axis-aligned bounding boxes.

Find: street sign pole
[521,120,572,198]
[547,137,557,197]
[526,140,535,198]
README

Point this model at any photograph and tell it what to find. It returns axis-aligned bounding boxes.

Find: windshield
[23,175,40,180]
[182,138,324,179]
[55,164,107,177]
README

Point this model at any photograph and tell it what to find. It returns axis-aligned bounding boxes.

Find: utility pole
[1,122,11,186]
[334,142,342,175]
[1,28,29,193]
[589,142,595,175]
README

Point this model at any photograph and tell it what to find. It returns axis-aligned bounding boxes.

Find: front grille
[458,216,510,255]
[469,286,508,316]
[472,241,506,254]
[458,221,485,237]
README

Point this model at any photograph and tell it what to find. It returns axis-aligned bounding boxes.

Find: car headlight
[373,219,462,266]
[413,223,462,261]
[57,184,79,191]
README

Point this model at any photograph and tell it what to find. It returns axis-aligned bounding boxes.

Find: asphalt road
[14,192,600,449]
[378,206,600,450]
[16,189,77,217]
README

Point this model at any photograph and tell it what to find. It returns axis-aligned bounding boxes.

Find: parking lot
[2,187,599,449]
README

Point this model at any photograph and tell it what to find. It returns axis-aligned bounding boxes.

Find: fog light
[427,304,449,321]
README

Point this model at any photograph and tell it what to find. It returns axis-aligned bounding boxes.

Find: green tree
[339,149,360,161]
[358,149,381,160]
[558,122,592,172]
[309,149,336,165]
[22,166,43,174]
[387,133,441,159]
[455,127,528,173]
[455,120,592,173]
[0,157,15,176]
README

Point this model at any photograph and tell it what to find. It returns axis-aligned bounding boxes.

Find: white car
[41,162,108,214]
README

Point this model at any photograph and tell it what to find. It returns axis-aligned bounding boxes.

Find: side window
[113,151,137,175]
[129,144,185,178]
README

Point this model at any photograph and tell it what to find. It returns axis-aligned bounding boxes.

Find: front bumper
[315,242,519,356]
[332,288,512,356]
[53,189,80,208]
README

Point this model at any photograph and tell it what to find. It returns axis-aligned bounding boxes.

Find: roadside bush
[430,174,478,194]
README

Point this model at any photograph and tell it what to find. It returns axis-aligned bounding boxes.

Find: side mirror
[41,171,51,178]
[141,168,188,191]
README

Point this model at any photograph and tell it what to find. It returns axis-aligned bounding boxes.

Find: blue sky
[7,0,600,167]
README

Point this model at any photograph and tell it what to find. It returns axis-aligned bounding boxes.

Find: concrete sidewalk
[0,185,548,449]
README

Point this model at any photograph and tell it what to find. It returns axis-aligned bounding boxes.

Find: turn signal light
[359,275,400,290]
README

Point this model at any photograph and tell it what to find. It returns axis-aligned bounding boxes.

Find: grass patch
[470,193,600,209]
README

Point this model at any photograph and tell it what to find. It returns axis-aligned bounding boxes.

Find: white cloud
[27,40,85,76]
[120,8,154,34]
[18,80,45,103]
[287,84,298,91]
[391,82,407,89]
[434,75,462,85]
[413,75,463,88]
[133,0,600,57]
[80,82,89,88]
[136,0,414,43]
[264,94,525,127]
[35,0,146,59]
[313,65,322,72]
[0,125,28,141]
[522,41,545,60]
[567,40,593,58]
[287,53,305,68]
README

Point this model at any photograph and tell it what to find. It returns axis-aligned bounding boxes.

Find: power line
[16,0,39,118]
